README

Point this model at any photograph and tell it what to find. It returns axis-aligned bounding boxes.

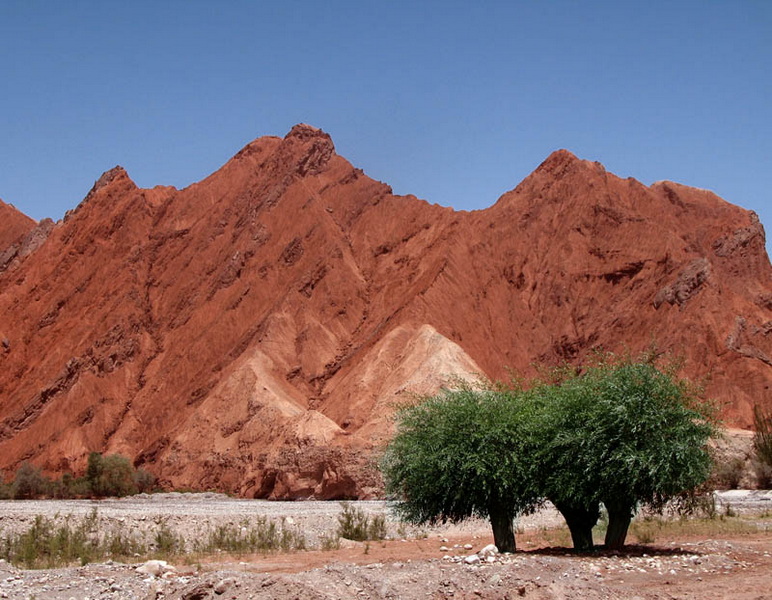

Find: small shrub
[153,520,185,555]
[631,520,658,544]
[695,492,718,520]
[95,454,138,497]
[337,503,387,542]
[753,404,772,467]
[134,468,156,493]
[11,462,48,499]
[712,457,745,490]
[194,517,306,555]
[86,452,103,495]
[319,532,341,551]
[752,457,772,489]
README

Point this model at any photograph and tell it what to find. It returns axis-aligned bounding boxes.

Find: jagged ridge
[0,125,770,498]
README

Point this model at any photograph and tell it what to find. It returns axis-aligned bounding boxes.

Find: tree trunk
[553,500,600,552]
[604,501,633,550]
[488,501,516,553]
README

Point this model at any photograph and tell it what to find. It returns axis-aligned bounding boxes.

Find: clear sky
[1,1,770,255]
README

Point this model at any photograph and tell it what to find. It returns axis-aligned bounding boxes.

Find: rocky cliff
[0,125,770,497]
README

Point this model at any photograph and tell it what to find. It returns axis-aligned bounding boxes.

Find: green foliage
[153,520,185,555]
[529,358,716,549]
[86,453,137,498]
[11,462,49,499]
[336,503,387,541]
[712,457,745,490]
[535,359,714,507]
[86,452,103,493]
[381,355,717,552]
[752,457,772,489]
[0,509,146,569]
[97,454,138,497]
[381,386,541,551]
[2,453,154,500]
[191,517,307,555]
[319,531,341,550]
[0,510,310,569]
[134,468,156,493]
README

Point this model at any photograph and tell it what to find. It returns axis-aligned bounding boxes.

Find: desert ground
[0,491,770,599]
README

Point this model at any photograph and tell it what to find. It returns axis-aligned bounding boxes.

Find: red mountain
[0,125,770,498]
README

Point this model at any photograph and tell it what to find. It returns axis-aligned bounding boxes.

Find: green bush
[134,468,156,493]
[0,509,145,569]
[86,452,142,497]
[153,520,185,555]
[11,462,48,499]
[337,503,387,542]
[381,386,540,552]
[192,517,307,555]
[2,453,156,500]
[712,457,746,490]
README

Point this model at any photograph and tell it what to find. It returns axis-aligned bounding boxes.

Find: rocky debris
[136,559,177,577]
[653,257,711,307]
[0,495,769,599]
[0,539,768,600]
[713,212,766,257]
[0,125,770,496]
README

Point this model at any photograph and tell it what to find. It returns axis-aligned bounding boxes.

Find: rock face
[0,125,770,497]
[0,199,38,272]
[0,199,36,247]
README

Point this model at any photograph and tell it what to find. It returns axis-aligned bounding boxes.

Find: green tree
[532,359,716,550]
[526,377,603,551]
[381,387,540,552]
[98,454,138,497]
[86,452,138,497]
[86,452,103,496]
[11,462,48,499]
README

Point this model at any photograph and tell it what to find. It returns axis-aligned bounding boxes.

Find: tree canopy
[380,386,541,552]
[381,356,717,552]
[529,359,716,549]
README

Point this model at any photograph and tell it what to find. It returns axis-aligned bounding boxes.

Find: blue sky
[1,1,770,255]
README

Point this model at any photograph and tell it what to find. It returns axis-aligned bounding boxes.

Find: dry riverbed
[0,491,770,599]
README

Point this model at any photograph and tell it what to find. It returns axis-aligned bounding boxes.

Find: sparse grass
[0,509,146,569]
[628,513,766,545]
[1,511,309,569]
[536,525,572,548]
[630,518,659,544]
[518,508,771,551]
[337,503,387,541]
[319,531,341,550]
[153,519,186,556]
[192,517,306,555]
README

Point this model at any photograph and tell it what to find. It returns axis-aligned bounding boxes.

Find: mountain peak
[285,123,330,141]
[0,127,769,498]
[85,166,136,199]
[535,148,606,177]
[0,199,36,254]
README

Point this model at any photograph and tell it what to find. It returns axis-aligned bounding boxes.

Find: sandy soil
[0,492,770,599]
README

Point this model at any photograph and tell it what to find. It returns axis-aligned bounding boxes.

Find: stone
[213,578,235,594]
[135,560,173,577]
